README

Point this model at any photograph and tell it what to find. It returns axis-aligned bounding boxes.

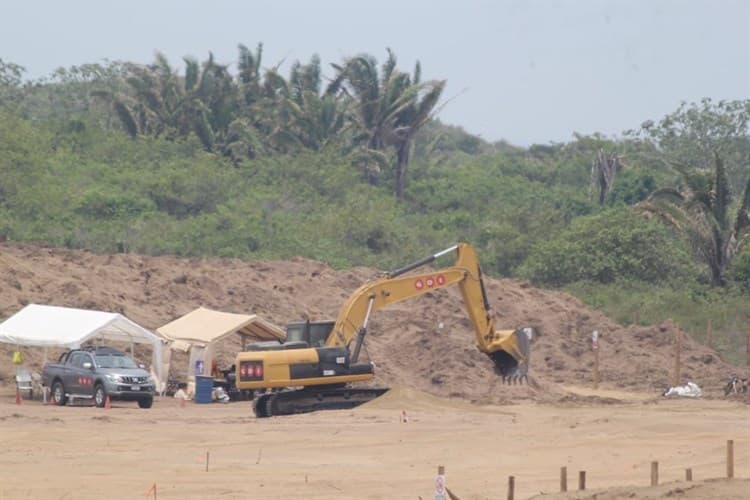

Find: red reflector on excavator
[240,361,264,382]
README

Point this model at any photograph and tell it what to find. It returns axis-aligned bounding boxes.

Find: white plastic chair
[15,367,34,399]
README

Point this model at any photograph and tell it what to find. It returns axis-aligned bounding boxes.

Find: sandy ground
[1,385,749,500]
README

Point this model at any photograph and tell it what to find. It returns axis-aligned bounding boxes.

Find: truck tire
[94,384,107,408]
[52,380,67,406]
[137,396,153,409]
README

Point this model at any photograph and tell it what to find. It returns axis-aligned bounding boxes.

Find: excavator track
[254,387,389,417]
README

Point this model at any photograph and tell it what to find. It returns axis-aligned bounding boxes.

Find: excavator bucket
[487,328,531,381]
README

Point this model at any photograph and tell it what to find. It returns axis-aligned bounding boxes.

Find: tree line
[1,46,445,200]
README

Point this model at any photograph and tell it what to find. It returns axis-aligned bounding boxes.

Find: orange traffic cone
[15,387,21,405]
[104,395,111,410]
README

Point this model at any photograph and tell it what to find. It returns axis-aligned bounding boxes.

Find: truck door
[67,351,94,395]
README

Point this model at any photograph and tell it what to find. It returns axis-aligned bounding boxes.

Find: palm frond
[184,57,199,92]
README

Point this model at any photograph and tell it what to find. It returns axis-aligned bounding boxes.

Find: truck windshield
[95,354,139,369]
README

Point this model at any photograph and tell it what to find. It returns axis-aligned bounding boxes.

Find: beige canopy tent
[156,307,285,392]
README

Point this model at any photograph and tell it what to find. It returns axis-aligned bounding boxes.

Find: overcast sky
[2,0,748,146]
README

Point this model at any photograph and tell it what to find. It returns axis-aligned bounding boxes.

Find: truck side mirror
[83,362,93,370]
[139,364,145,369]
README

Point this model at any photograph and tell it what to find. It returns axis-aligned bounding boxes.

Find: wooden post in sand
[685,468,692,481]
[706,319,712,349]
[594,346,600,389]
[727,440,734,479]
[592,331,599,389]
[578,471,586,491]
[507,476,515,500]
[650,461,659,486]
[560,466,567,492]
[674,325,681,387]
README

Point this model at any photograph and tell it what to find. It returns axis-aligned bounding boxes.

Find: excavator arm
[326,243,530,378]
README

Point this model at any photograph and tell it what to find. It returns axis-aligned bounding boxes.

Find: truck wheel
[137,396,153,409]
[94,384,107,408]
[52,381,67,406]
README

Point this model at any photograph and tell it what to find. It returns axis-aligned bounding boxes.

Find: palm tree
[179,53,237,151]
[98,52,238,152]
[327,49,445,198]
[237,43,264,110]
[639,150,750,285]
[247,55,349,154]
[276,56,348,151]
[390,60,445,199]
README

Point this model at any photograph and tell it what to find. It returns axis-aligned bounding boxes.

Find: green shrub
[518,209,696,286]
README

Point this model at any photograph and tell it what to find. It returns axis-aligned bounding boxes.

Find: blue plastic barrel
[194,376,214,404]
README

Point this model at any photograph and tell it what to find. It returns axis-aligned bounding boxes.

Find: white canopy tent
[0,304,166,392]
[157,307,284,392]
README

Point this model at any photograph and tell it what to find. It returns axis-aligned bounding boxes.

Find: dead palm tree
[590,149,623,205]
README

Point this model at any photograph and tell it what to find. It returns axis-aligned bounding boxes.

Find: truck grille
[121,376,148,384]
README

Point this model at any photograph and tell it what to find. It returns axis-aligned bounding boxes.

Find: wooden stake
[560,466,567,492]
[685,468,692,481]
[507,476,514,500]
[578,471,586,491]
[651,461,658,486]
[594,346,600,390]
[727,440,734,479]
[436,465,446,500]
[674,325,681,387]
[706,319,712,349]
[206,451,210,472]
[145,482,157,500]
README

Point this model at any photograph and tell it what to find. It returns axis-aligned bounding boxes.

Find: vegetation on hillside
[0,51,749,365]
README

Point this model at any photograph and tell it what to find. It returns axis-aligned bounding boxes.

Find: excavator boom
[326,242,529,377]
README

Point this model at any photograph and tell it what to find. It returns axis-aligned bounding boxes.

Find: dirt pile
[0,242,740,401]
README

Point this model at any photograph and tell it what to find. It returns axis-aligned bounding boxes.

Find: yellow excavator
[236,242,531,417]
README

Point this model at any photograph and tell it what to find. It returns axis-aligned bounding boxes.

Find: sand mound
[0,242,741,402]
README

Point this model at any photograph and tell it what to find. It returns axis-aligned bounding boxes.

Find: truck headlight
[105,374,123,383]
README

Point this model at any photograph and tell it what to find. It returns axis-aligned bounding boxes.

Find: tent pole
[43,346,48,403]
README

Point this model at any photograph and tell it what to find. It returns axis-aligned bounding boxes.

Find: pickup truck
[42,346,155,408]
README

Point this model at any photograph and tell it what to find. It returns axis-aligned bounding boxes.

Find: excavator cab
[248,321,334,352]
[285,321,334,348]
